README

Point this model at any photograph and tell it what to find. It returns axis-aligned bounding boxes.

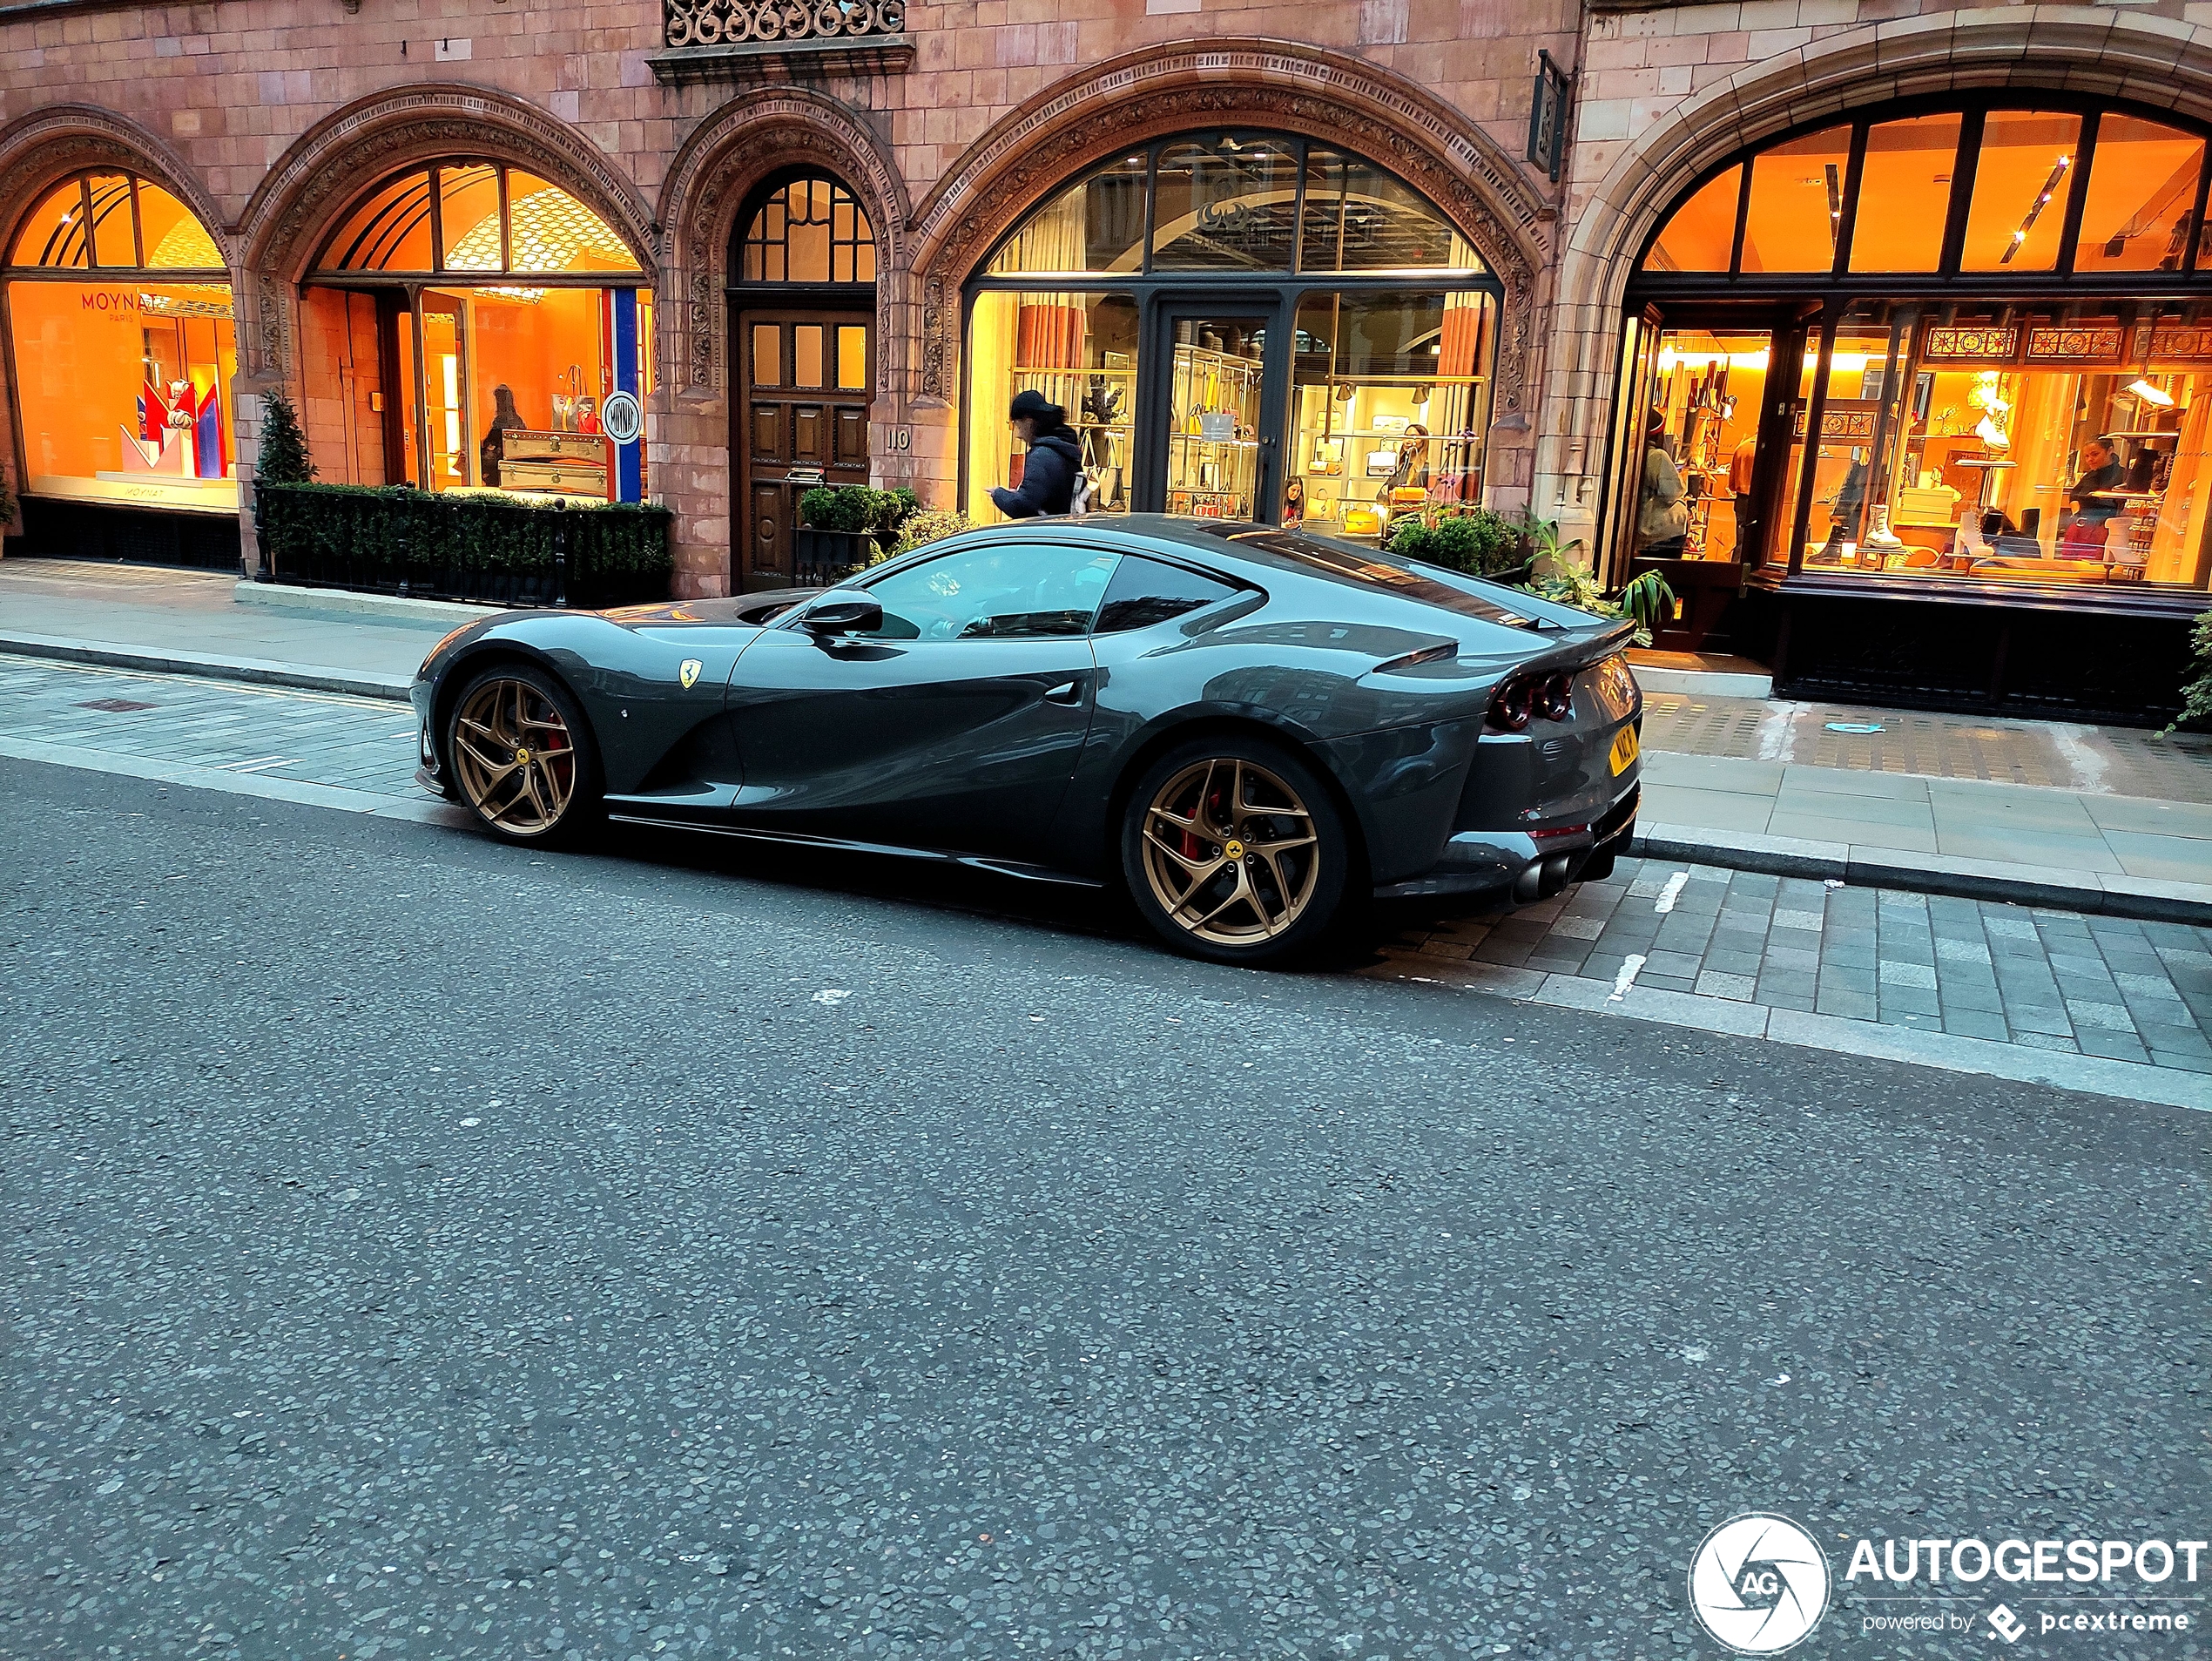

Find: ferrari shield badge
[679,658,704,690]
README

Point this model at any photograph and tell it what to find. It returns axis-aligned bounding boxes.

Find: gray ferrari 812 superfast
[411,516,1642,964]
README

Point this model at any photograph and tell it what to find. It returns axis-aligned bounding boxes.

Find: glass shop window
[1152,135,1299,272]
[2074,116,2203,273]
[5,170,237,515]
[1848,115,1962,273]
[1633,328,1773,562]
[964,291,1139,523]
[1643,165,1739,273]
[987,156,1147,275]
[1739,126,1851,273]
[1286,289,1492,543]
[1797,303,2212,590]
[1959,111,2081,273]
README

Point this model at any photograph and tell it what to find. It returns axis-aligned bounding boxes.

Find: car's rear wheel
[1120,735,1352,966]
[446,665,602,845]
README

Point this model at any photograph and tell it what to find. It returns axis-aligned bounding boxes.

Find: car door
[723,540,1120,861]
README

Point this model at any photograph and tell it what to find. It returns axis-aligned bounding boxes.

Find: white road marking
[1608,953,1646,1002]
[1653,872,1689,913]
[813,988,852,1006]
[216,755,295,773]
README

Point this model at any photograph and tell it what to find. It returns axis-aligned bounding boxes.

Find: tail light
[1487,677,1534,732]
[1487,669,1578,733]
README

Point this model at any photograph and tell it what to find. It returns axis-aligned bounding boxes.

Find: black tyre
[445,663,604,847]
[1119,733,1355,967]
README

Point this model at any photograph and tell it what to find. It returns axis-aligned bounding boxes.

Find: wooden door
[735,308,873,589]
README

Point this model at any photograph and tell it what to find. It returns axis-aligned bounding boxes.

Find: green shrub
[2172,608,2212,732]
[257,389,315,484]
[799,484,921,537]
[1387,507,1527,576]
[891,508,970,557]
[254,482,671,607]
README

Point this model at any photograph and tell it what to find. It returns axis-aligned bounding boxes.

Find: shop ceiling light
[2128,378,2175,406]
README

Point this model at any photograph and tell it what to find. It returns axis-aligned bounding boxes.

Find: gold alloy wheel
[450,677,579,837]
[1139,756,1321,947]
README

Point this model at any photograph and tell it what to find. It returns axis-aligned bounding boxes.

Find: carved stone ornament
[906,44,1549,417]
[664,0,903,51]
[660,91,907,396]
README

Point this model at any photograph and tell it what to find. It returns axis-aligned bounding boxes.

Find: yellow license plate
[1608,725,1641,775]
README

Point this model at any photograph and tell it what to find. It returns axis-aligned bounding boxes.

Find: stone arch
[0,105,231,273]
[234,84,659,377]
[906,40,1553,426]
[1542,8,2212,510]
[657,86,908,399]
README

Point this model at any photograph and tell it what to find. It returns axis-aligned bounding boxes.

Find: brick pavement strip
[3,653,2209,1107]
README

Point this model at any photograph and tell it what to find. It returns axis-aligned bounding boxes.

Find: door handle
[1042,679,1083,705]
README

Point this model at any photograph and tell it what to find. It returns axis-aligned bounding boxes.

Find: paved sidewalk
[0,556,445,696]
[3,555,2207,917]
[1366,855,2212,1111]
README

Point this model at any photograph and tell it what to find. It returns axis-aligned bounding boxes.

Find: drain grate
[78,698,156,712]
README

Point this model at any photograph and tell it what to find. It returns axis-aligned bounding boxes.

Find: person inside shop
[1383,425,1431,497]
[990,388,1084,518]
[1727,434,1759,563]
[2064,436,2125,532]
[479,384,526,488]
[1635,409,1689,557]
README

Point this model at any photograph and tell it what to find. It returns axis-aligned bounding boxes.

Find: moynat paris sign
[1687,1512,2206,1653]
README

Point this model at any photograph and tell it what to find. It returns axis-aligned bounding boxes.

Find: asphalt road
[3,756,2207,1661]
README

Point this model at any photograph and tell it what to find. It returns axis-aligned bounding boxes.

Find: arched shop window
[302,163,651,500]
[4,170,238,516]
[964,132,1495,537]
[1617,99,2212,594]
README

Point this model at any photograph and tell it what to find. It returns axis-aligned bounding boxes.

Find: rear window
[1217,529,1539,630]
[1095,556,1241,634]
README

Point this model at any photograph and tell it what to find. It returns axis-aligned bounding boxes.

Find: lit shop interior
[1622,106,2212,592]
[5,172,239,525]
[963,132,1497,537]
[301,163,651,501]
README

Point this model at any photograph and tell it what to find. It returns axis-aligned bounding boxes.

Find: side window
[860,544,1118,640]
[1094,555,1241,633]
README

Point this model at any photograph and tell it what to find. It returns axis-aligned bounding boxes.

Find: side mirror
[800,597,881,638]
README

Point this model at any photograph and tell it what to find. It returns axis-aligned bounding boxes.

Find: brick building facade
[5,0,2212,713]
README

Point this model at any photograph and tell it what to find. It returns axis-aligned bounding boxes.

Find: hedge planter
[255,483,673,610]
[792,527,879,587]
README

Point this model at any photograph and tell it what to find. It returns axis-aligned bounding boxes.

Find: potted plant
[795,485,921,584]
[1386,505,1532,583]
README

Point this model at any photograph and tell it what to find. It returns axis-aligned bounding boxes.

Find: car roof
[934,515,1589,637]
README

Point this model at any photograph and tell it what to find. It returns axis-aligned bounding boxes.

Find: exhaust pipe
[1539,854,1570,898]
[1512,862,1544,903]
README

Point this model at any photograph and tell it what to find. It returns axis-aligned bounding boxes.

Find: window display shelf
[40,473,240,515]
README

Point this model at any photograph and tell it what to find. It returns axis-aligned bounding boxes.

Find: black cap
[1009,388,1063,423]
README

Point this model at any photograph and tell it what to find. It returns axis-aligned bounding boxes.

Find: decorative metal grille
[2026,323,2123,362]
[664,0,903,49]
[2134,322,2212,363]
[1921,325,2020,361]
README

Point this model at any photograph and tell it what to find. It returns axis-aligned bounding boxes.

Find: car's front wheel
[445,664,603,846]
[1120,735,1353,966]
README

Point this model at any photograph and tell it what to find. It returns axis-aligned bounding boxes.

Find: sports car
[411,516,1642,964]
